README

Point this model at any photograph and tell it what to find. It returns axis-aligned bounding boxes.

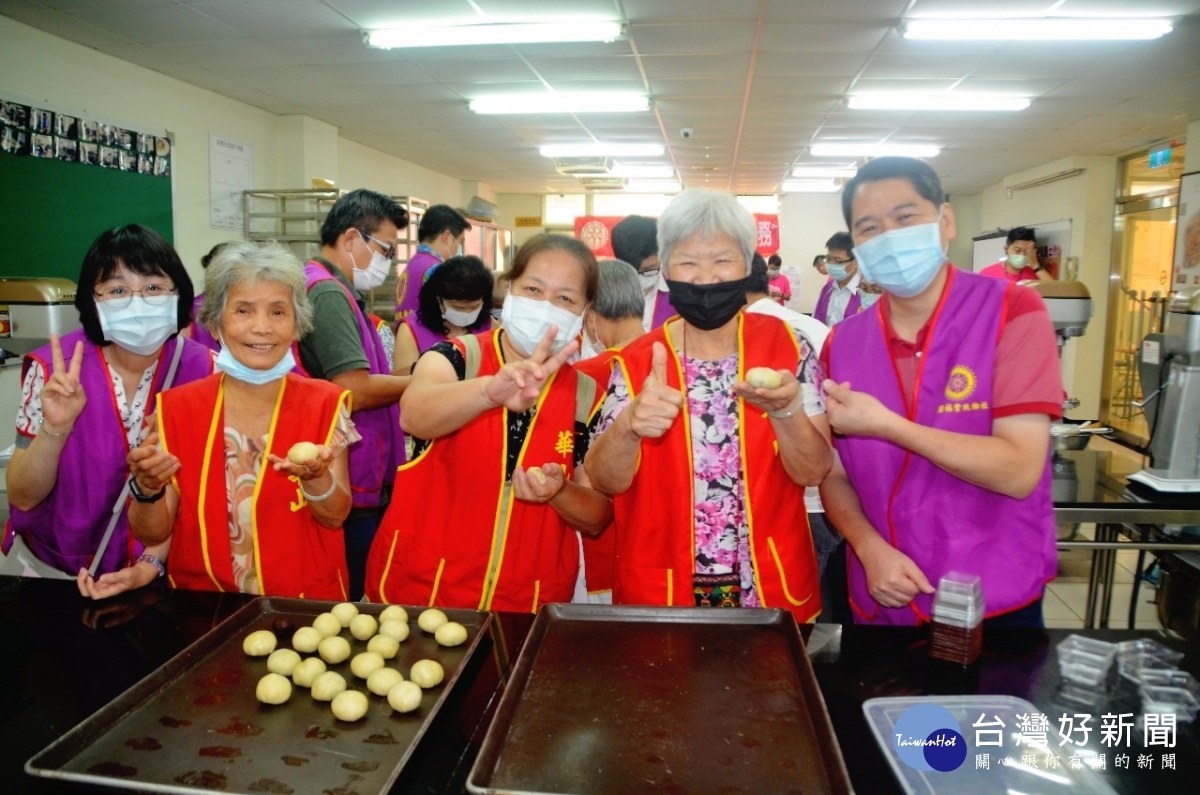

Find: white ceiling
[3,0,1199,196]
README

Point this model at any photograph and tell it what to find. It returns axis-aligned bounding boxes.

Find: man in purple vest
[300,189,410,599]
[612,214,674,330]
[394,204,471,322]
[813,231,862,326]
[818,156,1063,628]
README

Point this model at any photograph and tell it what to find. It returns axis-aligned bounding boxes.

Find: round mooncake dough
[242,629,277,657]
[287,441,320,464]
[417,608,448,633]
[330,602,359,627]
[349,613,378,641]
[331,690,369,722]
[367,668,404,696]
[387,681,423,713]
[746,367,782,389]
[291,657,326,688]
[312,612,342,638]
[379,605,408,625]
[434,621,468,648]
[367,634,399,660]
[292,626,323,653]
[318,635,351,664]
[310,671,347,702]
[267,648,302,676]
[378,619,410,643]
[409,659,445,689]
[350,651,385,679]
[256,673,292,705]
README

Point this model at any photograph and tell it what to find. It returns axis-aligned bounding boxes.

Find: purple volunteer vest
[305,262,403,509]
[650,289,675,330]
[394,249,441,321]
[190,294,220,352]
[813,281,861,326]
[828,269,1057,625]
[402,314,446,354]
[3,330,214,575]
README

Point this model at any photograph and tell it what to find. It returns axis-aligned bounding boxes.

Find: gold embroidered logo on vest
[554,430,574,458]
[938,365,986,414]
[289,475,307,512]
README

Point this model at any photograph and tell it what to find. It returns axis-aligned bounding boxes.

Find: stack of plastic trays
[929,572,985,666]
[1117,642,1198,723]
[1056,635,1117,695]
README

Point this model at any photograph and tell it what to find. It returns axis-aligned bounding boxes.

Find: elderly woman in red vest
[585,190,832,621]
[127,241,357,599]
[366,234,612,612]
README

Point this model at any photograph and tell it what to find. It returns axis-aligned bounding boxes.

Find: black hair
[825,231,855,252]
[418,204,472,243]
[200,241,232,269]
[1006,226,1037,247]
[320,188,410,247]
[610,215,658,270]
[841,156,945,229]
[416,255,494,335]
[504,234,599,304]
[767,254,782,268]
[75,224,195,347]
[747,253,770,294]
[812,254,826,267]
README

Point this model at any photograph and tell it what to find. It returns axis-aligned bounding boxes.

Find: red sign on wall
[754,214,780,257]
[573,216,624,257]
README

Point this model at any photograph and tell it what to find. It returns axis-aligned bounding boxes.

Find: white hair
[657,189,757,276]
[199,240,314,338]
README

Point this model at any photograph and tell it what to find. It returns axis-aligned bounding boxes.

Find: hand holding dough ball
[318,635,351,664]
[243,630,277,657]
[746,367,782,389]
[434,621,468,647]
[287,441,321,465]
[291,657,326,688]
[331,690,369,722]
[367,634,399,660]
[267,648,302,676]
[417,608,448,633]
[387,681,423,713]
[256,673,292,705]
[310,671,347,702]
[349,613,378,641]
[367,668,404,696]
[380,605,408,624]
[292,626,322,653]
[529,467,547,485]
[378,619,410,643]
[312,612,342,638]
[409,659,445,689]
[330,602,359,627]
[350,651,385,679]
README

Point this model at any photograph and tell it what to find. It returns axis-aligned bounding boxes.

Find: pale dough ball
[529,467,547,484]
[243,629,277,657]
[318,635,351,664]
[330,602,359,627]
[331,690,369,722]
[291,657,326,688]
[409,659,445,689]
[350,651,385,679]
[746,367,782,389]
[434,621,468,648]
[379,619,410,643]
[417,608,448,633]
[292,626,323,653]
[256,672,292,705]
[312,612,342,638]
[349,613,378,641]
[367,668,404,696]
[267,648,302,676]
[287,441,320,464]
[387,681,423,713]
[379,605,409,625]
[310,671,347,702]
[367,634,400,660]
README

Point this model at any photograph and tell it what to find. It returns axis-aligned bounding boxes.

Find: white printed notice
[209,133,253,230]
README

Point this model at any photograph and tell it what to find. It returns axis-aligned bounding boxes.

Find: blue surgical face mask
[860,291,882,309]
[216,335,296,385]
[852,210,947,299]
[825,262,849,283]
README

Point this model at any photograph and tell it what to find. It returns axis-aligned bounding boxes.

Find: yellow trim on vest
[336,568,347,601]
[324,389,352,446]
[666,568,674,606]
[735,314,768,605]
[661,321,696,586]
[249,377,289,597]
[195,382,225,593]
[429,558,446,606]
[767,536,814,608]
[478,332,511,611]
[531,579,541,613]
[167,574,177,589]
[378,530,400,602]
[612,355,643,474]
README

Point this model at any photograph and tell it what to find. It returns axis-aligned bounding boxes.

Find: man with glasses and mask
[300,188,410,599]
[813,232,862,326]
[818,157,1063,628]
[394,204,471,322]
[611,214,673,330]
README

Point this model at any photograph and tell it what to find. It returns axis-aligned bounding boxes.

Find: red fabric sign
[754,214,780,257]
[573,216,624,257]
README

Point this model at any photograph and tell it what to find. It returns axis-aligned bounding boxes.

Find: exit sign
[1149,147,1172,169]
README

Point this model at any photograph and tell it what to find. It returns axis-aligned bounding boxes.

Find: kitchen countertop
[1053,449,1200,526]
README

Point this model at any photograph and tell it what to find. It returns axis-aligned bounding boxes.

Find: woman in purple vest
[392,255,493,376]
[4,225,214,598]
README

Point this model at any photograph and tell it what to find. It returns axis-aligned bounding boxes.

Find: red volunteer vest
[366,329,598,612]
[611,312,821,621]
[572,348,620,594]
[158,373,351,599]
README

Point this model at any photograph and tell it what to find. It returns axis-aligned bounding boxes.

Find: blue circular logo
[892,704,966,772]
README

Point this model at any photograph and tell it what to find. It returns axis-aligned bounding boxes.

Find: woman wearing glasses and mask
[392,254,494,376]
[126,241,356,599]
[584,190,831,620]
[4,225,214,596]
[366,234,613,611]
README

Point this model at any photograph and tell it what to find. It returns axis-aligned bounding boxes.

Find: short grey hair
[594,258,645,321]
[198,240,314,339]
[657,189,757,276]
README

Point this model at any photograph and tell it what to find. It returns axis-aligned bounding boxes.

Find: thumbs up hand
[626,342,685,439]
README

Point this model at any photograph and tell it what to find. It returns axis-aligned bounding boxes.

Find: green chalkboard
[0,153,173,285]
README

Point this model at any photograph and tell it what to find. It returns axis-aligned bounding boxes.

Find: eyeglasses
[359,230,397,260]
[826,256,855,265]
[93,283,177,309]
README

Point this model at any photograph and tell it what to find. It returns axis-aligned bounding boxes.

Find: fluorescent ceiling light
[848,93,1030,111]
[791,166,858,178]
[469,92,649,115]
[540,143,665,158]
[625,180,682,193]
[366,21,624,49]
[810,143,940,158]
[611,163,676,178]
[903,18,1172,41]
[781,180,841,193]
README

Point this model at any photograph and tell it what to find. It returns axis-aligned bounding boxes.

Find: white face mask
[638,269,660,294]
[500,294,583,357]
[351,232,393,292]
[441,302,481,328]
[96,295,179,356]
[581,314,605,359]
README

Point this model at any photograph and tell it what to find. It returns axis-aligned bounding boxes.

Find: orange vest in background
[610,312,821,621]
[572,348,620,595]
[158,373,351,600]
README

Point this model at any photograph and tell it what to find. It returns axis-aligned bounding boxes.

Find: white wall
[778,193,848,313]
[495,194,546,250]
[947,192,983,269]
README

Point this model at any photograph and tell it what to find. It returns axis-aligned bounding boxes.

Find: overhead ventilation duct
[463,195,500,222]
[1005,168,1084,194]
[580,177,628,191]
[553,156,613,176]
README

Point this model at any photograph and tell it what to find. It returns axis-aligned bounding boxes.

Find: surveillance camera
[680,127,693,139]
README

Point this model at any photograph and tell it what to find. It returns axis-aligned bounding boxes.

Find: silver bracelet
[39,420,68,437]
[767,394,802,419]
[299,473,339,502]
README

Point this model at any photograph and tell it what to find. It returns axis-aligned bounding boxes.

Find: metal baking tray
[467,604,853,794]
[26,596,491,794]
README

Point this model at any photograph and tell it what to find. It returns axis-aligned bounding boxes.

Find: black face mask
[665,277,749,331]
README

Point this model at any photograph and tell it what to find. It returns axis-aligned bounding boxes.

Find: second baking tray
[26,596,491,795]
[468,604,853,794]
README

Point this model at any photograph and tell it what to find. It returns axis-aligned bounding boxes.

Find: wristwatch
[128,476,166,503]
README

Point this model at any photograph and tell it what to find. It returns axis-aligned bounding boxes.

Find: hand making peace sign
[40,334,87,435]
[485,326,580,413]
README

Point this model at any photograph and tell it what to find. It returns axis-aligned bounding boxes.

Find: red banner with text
[754,213,780,257]
[574,216,623,257]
